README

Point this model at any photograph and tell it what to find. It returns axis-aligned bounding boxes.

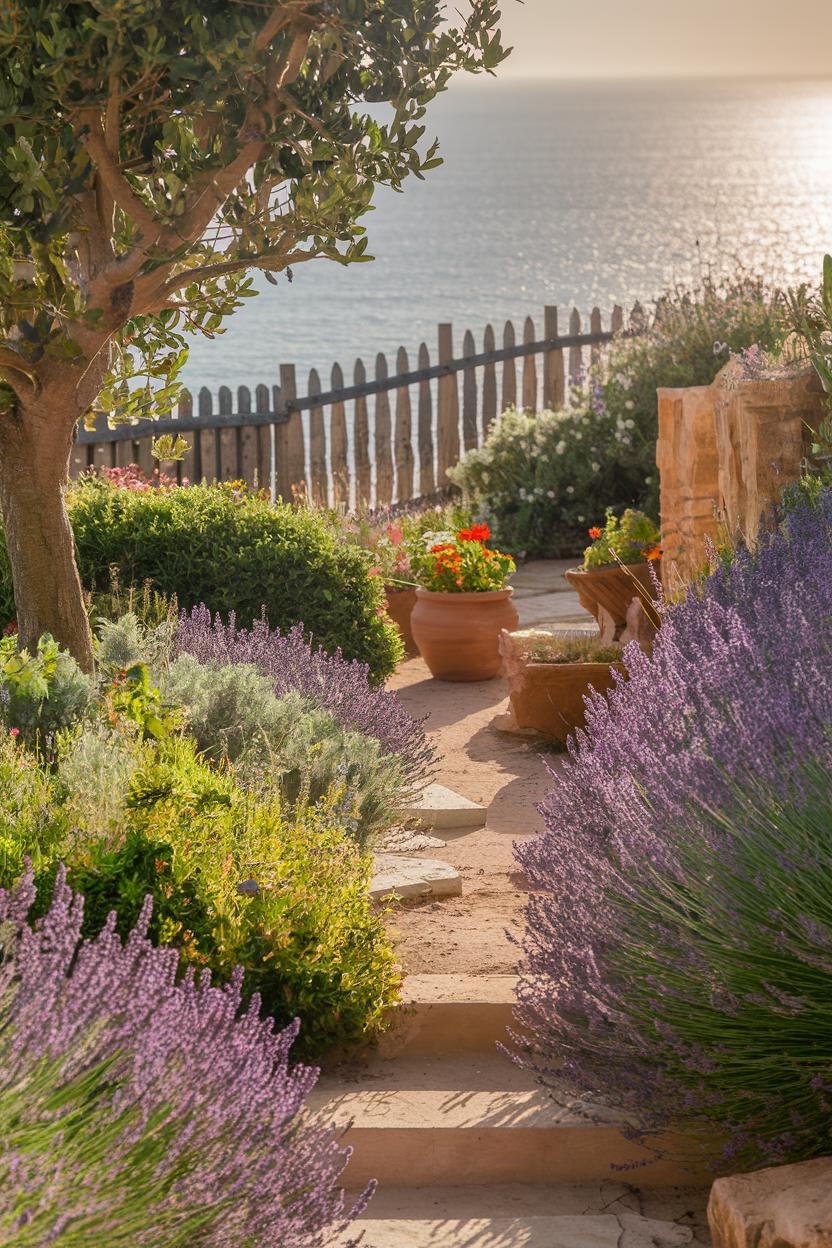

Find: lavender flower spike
[0,866,371,1246]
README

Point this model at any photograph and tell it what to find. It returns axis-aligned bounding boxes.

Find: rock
[708,1155,832,1248]
[370,854,462,902]
[400,783,486,831]
[378,827,447,853]
[657,383,720,589]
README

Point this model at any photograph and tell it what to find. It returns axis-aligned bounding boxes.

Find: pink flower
[9,728,19,738]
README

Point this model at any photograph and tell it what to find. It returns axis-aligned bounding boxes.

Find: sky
[495,0,832,80]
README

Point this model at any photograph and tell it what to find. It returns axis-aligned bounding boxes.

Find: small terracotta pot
[508,660,624,744]
[565,562,658,640]
[411,588,519,681]
[384,586,418,657]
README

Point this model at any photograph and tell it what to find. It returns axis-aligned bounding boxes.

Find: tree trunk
[0,405,94,671]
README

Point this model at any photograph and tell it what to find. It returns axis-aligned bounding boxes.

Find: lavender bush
[176,605,434,787]
[515,489,832,1170]
[0,867,368,1246]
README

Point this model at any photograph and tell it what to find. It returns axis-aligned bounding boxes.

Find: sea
[180,77,832,398]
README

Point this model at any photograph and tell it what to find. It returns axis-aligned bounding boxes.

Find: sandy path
[385,657,564,976]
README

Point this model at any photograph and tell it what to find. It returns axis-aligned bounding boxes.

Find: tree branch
[74,106,160,244]
[136,245,318,314]
[0,348,40,396]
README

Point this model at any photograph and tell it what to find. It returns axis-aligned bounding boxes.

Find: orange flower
[588,526,602,540]
[430,542,455,554]
[645,545,662,561]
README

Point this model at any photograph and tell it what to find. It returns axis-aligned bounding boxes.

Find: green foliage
[165,655,409,844]
[0,632,91,746]
[0,0,508,420]
[520,633,623,665]
[582,508,660,569]
[451,277,792,557]
[0,477,402,680]
[102,662,180,742]
[409,521,515,591]
[96,611,176,679]
[0,729,399,1057]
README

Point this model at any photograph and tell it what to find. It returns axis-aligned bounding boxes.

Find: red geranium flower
[588,527,602,540]
[458,523,491,543]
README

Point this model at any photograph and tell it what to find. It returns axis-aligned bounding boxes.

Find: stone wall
[657,363,825,588]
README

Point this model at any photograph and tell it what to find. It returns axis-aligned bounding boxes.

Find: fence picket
[280,364,305,500]
[308,369,328,507]
[482,324,497,435]
[237,386,257,486]
[462,329,478,450]
[590,307,603,368]
[568,308,583,384]
[394,347,414,503]
[178,391,196,483]
[218,385,237,480]
[522,316,537,412]
[630,301,646,332]
[115,436,134,469]
[418,343,435,497]
[374,353,394,507]
[330,363,349,509]
[611,304,624,334]
[501,321,516,411]
[353,359,371,505]
[198,388,217,482]
[437,324,459,487]
[543,305,565,410]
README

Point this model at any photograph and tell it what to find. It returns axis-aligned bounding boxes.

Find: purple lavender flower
[514,489,832,1169]
[175,605,434,787]
[0,867,370,1245]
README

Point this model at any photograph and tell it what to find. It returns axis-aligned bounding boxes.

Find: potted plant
[500,630,625,744]
[565,509,661,641]
[410,523,518,681]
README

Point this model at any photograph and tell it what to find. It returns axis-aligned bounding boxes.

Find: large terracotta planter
[507,659,624,744]
[411,588,519,681]
[384,586,418,656]
[565,562,657,641]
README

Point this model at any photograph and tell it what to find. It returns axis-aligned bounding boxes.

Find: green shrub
[0,478,402,681]
[164,655,409,844]
[1,729,399,1057]
[582,508,660,569]
[0,633,91,748]
[451,277,792,557]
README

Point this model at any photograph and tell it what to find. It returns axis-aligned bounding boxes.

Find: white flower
[625,418,635,429]
[577,515,585,522]
[625,400,635,411]
[574,432,583,441]
[546,489,555,499]
[619,375,632,391]
[566,485,575,495]
[555,440,566,455]
[591,462,600,472]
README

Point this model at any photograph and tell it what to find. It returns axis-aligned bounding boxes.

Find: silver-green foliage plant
[0,633,91,748]
[96,612,175,681]
[165,655,409,845]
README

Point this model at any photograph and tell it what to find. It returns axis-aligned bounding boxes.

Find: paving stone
[378,828,448,853]
[400,782,486,830]
[370,854,462,902]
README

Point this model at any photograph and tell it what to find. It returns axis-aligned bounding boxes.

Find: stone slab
[370,854,462,902]
[400,782,486,831]
[339,1212,694,1248]
[708,1155,832,1248]
[378,828,447,853]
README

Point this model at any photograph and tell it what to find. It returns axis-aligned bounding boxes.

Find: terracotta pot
[565,561,658,640]
[384,586,418,656]
[508,659,625,744]
[411,588,519,681]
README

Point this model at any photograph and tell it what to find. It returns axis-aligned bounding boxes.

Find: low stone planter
[500,630,625,744]
[564,562,657,642]
[384,586,418,656]
[411,588,519,682]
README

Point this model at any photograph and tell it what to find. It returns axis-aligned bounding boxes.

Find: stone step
[337,1183,711,1247]
[400,783,487,831]
[370,855,462,903]
[377,974,519,1057]
[309,1052,715,1190]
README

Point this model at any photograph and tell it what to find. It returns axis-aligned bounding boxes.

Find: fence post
[543,305,565,410]
[218,385,237,480]
[308,368,328,507]
[501,320,516,412]
[354,358,371,506]
[437,324,460,486]
[395,346,414,504]
[568,308,583,386]
[330,362,350,509]
[482,324,497,435]
[418,343,435,497]
[611,304,624,335]
[237,386,257,487]
[198,388,216,483]
[462,329,478,451]
[375,353,394,507]
[590,307,603,370]
[279,363,305,501]
[522,316,537,412]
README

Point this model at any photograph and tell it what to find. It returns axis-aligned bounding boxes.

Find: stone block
[400,783,486,830]
[708,1155,832,1248]
[370,854,462,902]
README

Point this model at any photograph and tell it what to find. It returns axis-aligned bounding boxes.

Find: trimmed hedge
[0,478,402,681]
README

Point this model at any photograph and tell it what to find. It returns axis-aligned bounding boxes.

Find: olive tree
[0,1,508,668]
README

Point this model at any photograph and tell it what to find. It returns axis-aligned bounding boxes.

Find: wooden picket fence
[71,302,641,509]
